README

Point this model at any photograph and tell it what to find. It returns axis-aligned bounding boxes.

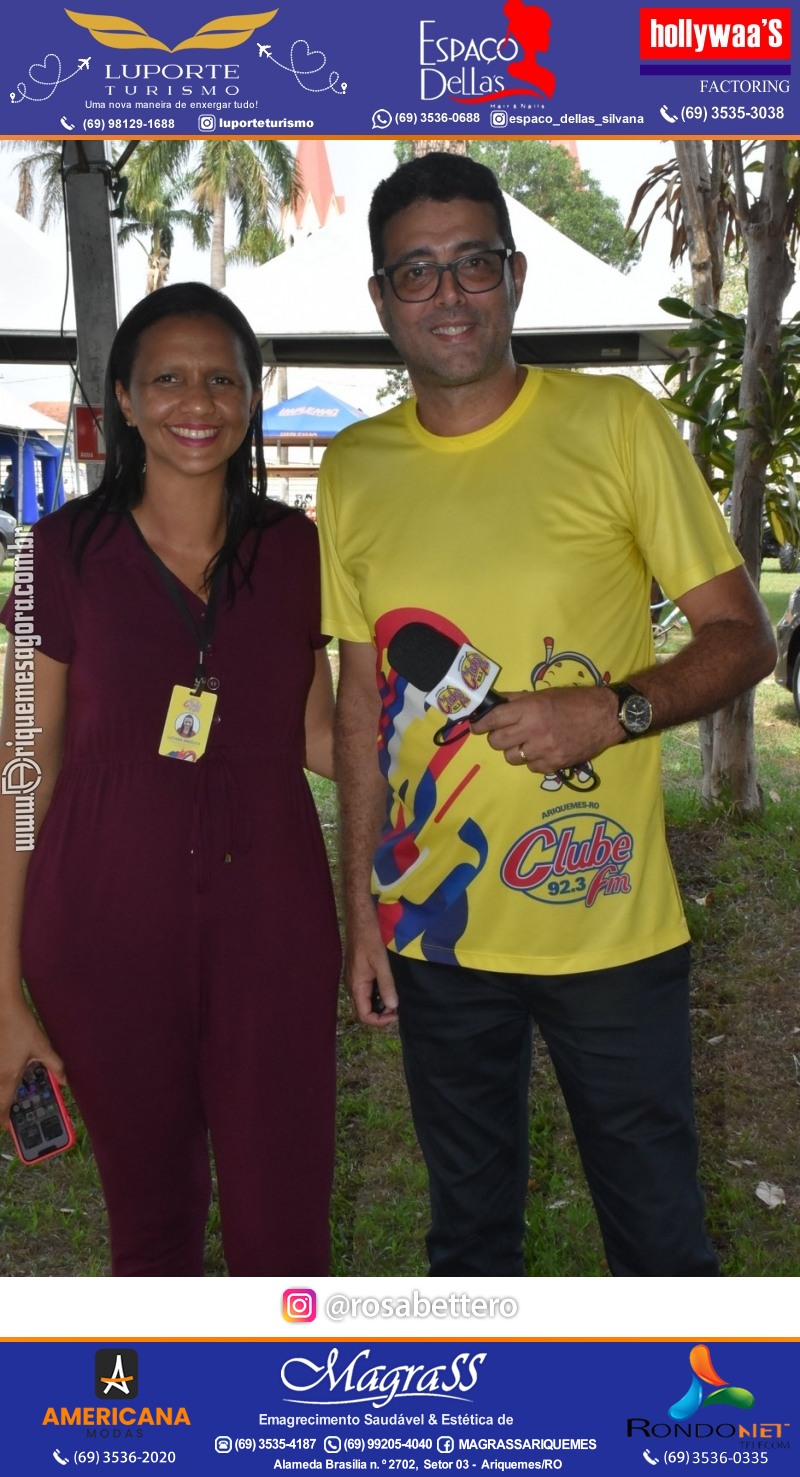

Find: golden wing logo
[65,9,278,52]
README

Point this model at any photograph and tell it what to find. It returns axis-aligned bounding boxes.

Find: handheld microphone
[387,622,506,745]
[386,621,599,790]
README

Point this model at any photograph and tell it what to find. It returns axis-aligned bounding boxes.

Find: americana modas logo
[66,8,277,51]
[95,1349,139,1399]
[668,1345,754,1420]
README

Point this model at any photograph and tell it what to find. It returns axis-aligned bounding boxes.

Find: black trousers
[390,945,720,1278]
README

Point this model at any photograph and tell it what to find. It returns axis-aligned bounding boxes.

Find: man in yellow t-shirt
[317,152,776,1277]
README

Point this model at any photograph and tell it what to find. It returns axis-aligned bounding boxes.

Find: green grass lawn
[1,561,798,1276]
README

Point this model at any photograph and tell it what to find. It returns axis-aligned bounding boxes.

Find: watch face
[621,694,652,735]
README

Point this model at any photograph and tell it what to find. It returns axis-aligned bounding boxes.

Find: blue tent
[0,429,65,523]
[262,385,365,441]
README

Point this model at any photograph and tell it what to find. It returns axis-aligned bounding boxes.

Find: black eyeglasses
[376,248,514,303]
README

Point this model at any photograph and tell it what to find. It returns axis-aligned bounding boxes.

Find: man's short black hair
[368,152,515,272]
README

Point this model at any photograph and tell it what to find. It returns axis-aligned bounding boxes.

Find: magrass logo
[95,1349,139,1399]
[668,1344,755,1421]
[65,8,278,52]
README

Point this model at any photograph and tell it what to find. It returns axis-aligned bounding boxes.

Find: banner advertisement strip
[1,1,797,139]
[1,0,797,1425]
[0,1337,796,1474]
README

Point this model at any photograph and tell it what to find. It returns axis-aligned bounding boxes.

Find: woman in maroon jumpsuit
[0,284,341,1275]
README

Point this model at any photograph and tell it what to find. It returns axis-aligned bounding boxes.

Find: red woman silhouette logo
[462,1,556,104]
[502,1,556,99]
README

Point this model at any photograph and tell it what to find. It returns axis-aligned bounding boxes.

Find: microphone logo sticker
[459,649,492,692]
[435,685,472,716]
[434,650,492,715]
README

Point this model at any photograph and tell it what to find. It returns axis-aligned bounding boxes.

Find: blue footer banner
[0,1339,795,1475]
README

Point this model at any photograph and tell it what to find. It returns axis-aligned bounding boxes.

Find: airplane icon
[78,58,91,69]
[257,43,271,57]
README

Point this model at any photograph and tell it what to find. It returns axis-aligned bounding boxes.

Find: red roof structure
[285,140,345,243]
[31,401,70,425]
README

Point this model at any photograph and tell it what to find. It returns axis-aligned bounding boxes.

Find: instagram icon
[283,1288,317,1322]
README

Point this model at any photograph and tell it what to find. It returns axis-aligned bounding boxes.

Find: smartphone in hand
[8,1061,75,1165]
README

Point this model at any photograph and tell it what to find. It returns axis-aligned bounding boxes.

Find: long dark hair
[73,281,291,591]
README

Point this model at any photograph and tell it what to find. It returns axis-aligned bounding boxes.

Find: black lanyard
[128,512,222,693]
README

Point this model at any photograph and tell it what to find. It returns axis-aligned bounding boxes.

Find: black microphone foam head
[387,622,460,691]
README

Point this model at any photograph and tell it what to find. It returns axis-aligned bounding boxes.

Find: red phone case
[8,1061,76,1165]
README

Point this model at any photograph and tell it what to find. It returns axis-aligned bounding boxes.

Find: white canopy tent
[226,193,681,370]
[0,201,77,365]
[0,385,65,434]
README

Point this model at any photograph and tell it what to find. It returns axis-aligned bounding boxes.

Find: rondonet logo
[640,8,792,61]
[501,812,633,906]
[667,1345,754,1421]
[66,8,278,51]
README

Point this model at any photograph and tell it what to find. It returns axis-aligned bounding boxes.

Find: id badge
[158,686,217,762]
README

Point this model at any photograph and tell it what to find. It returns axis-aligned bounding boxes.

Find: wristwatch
[609,682,653,740]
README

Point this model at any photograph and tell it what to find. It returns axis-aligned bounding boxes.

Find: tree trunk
[707,142,794,812]
[146,247,169,293]
[209,194,226,289]
[673,141,726,474]
[672,142,727,795]
[411,140,468,157]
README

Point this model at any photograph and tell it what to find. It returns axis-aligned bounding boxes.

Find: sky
[0,136,680,410]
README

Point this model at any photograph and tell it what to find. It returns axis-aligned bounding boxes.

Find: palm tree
[194,139,298,287]
[0,141,63,227]
[2,139,297,288]
[117,154,210,293]
[128,139,299,288]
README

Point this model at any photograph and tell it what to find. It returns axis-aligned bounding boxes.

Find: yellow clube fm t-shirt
[317,367,742,975]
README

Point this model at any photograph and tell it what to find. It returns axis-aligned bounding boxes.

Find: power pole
[62,142,123,489]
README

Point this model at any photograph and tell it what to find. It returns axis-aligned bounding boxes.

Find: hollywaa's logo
[668,1345,755,1422]
[66,8,278,51]
[420,2,556,103]
[640,9,791,62]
